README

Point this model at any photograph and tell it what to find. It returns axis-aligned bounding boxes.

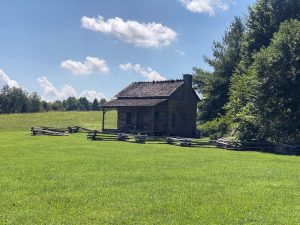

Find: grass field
[0,111,117,131]
[0,112,299,224]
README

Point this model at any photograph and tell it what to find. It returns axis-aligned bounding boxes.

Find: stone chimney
[183,74,193,89]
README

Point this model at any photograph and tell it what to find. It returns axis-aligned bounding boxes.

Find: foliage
[0,86,28,113]
[253,20,300,143]
[0,85,107,114]
[196,0,300,145]
[226,20,300,144]
[225,67,260,141]
[51,100,64,111]
[242,0,300,63]
[78,97,91,111]
[199,117,229,140]
[193,17,244,122]
[27,92,41,112]
[92,98,100,110]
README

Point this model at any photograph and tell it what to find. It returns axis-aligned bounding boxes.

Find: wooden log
[135,135,147,143]
[41,127,68,133]
[77,126,93,132]
[166,137,176,144]
[117,133,129,141]
[68,126,80,133]
[177,138,192,147]
[31,127,68,136]
[166,137,192,147]
[86,130,118,141]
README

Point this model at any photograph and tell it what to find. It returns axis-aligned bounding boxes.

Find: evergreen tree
[194,17,244,122]
[78,97,90,111]
[91,98,99,111]
[65,97,78,111]
[242,0,300,65]
[224,0,300,142]
[198,0,300,143]
[99,98,107,106]
[27,92,41,112]
[8,87,28,113]
[41,101,51,111]
[51,100,64,111]
[252,20,300,144]
[0,85,10,113]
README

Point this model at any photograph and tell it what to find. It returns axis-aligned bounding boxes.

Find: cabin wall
[153,102,168,134]
[181,89,198,137]
[117,102,169,134]
[117,107,153,132]
[168,85,198,137]
[167,99,182,136]
[117,108,133,131]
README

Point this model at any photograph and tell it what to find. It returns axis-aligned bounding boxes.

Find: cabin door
[136,111,144,130]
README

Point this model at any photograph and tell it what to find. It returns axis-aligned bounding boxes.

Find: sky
[0,0,255,101]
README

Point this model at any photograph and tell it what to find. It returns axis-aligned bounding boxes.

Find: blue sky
[0,0,255,101]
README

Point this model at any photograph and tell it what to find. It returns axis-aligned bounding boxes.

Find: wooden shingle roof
[104,98,167,108]
[115,80,184,98]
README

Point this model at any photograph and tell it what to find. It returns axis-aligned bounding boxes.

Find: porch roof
[103,98,168,108]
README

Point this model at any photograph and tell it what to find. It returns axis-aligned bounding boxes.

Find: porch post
[152,106,155,135]
[134,107,137,132]
[102,109,105,132]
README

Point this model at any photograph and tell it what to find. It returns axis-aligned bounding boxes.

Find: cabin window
[154,111,160,119]
[126,112,132,125]
[172,114,176,127]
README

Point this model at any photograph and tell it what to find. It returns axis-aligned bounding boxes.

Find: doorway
[136,111,144,130]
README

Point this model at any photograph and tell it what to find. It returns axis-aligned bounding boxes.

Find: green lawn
[0,112,299,224]
[0,111,117,131]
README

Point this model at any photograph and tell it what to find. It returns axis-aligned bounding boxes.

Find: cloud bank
[61,56,109,75]
[37,76,105,101]
[180,0,229,15]
[119,63,166,81]
[80,90,106,102]
[81,16,177,48]
[0,69,20,88]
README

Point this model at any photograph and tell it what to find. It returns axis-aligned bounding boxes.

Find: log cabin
[103,74,199,137]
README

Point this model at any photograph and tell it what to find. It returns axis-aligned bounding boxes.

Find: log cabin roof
[104,98,168,108]
[115,80,184,98]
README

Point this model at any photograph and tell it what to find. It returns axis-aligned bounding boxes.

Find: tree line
[194,0,300,145]
[0,85,107,114]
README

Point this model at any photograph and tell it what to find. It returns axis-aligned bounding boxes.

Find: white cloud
[61,56,109,75]
[0,69,20,88]
[180,0,229,15]
[81,16,177,48]
[80,90,106,102]
[119,63,166,81]
[37,76,76,100]
[175,49,186,56]
[119,63,133,71]
[37,76,105,101]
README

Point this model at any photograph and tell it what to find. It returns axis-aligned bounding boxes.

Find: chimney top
[183,74,192,89]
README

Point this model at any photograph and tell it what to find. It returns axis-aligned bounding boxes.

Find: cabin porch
[102,99,169,135]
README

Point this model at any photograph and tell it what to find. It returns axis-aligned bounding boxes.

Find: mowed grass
[0,111,117,131]
[0,112,299,224]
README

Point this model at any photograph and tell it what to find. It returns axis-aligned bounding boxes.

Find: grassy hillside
[0,111,117,131]
[0,111,299,224]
